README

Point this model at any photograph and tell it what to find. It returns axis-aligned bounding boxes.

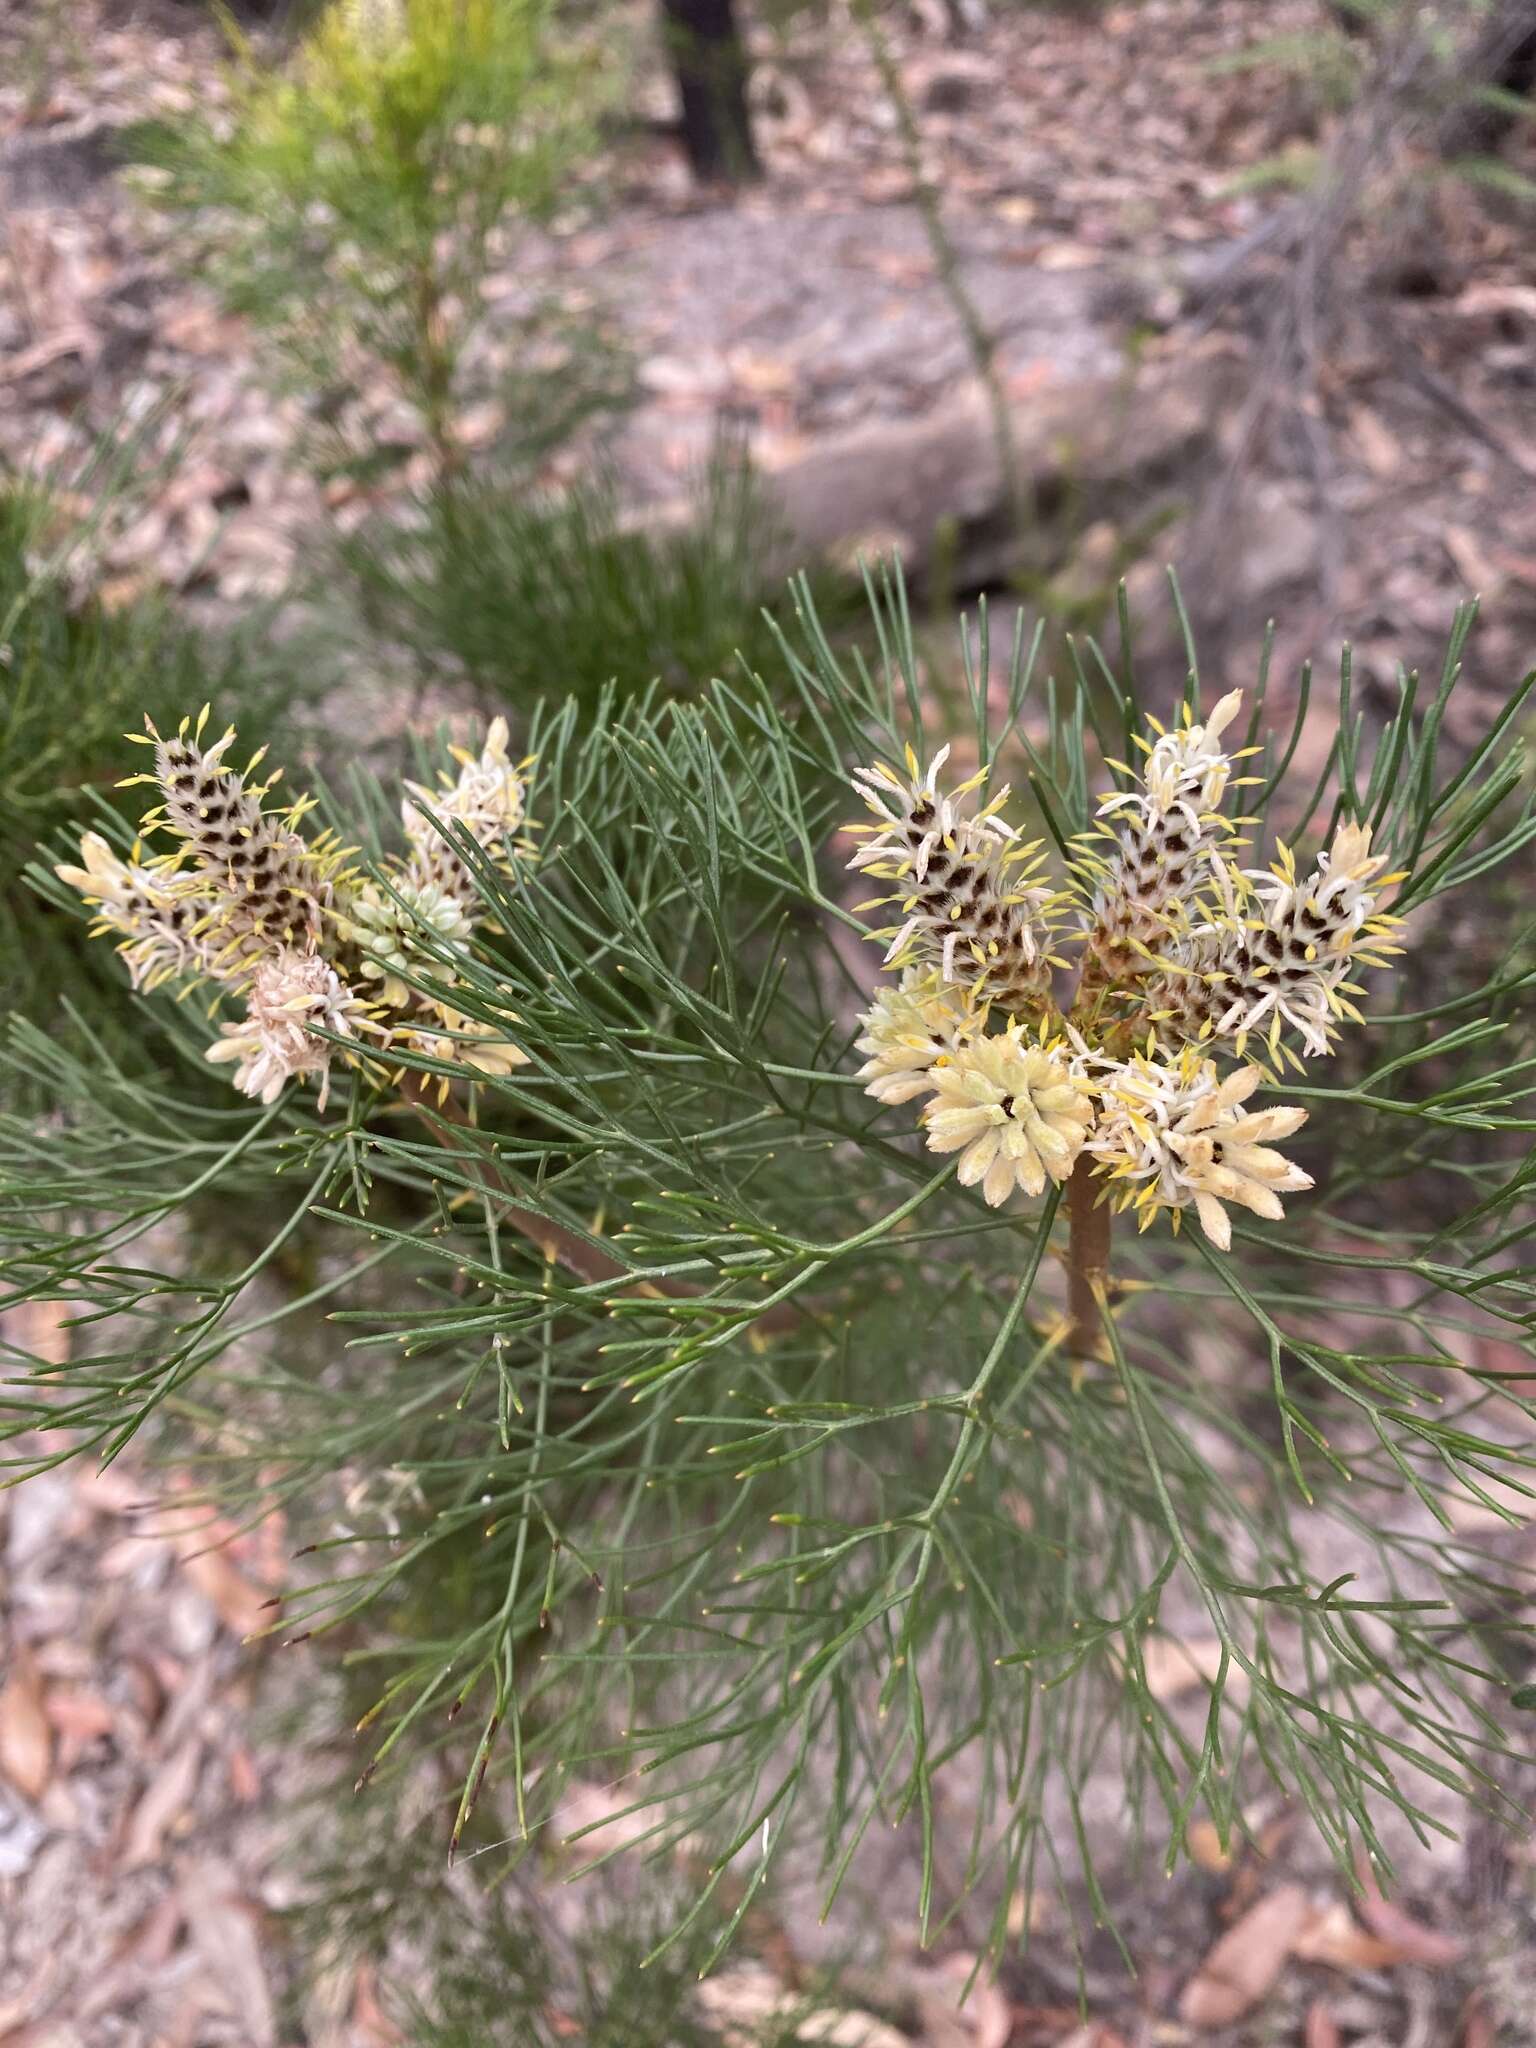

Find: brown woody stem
[1066,1155,1112,1356]
[403,1071,627,1287]
[401,1071,803,1332]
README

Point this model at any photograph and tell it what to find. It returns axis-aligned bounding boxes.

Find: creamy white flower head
[1251,820,1390,947]
[56,829,136,908]
[854,969,976,1105]
[1098,688,1243,831]
[404,717,530,850]
[847,743,1014,881]
[144,710,342,966]
[402,1003,530,1083]
[1088,1045,1312,1250]
[1143,689,1244,815]
[922,1027,1094,1207]
[1084,692,1246,979]
[1168,821,1407,1061]
[55,832,219,991]
[845,746,1059,1017]
[206,950,372,1110]
[346,876,474,1004]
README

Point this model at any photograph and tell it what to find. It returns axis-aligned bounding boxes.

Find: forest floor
[5,0,1536,699]
[2,0,1535,2043]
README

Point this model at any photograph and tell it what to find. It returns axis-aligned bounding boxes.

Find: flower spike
[56,713,537,1111]
[848,693,1400,1248]
[848,748,1062,1019]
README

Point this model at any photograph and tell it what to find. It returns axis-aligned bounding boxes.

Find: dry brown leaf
[1178,1883,1312,2028]
[96,570,159,614]
[927,1955,1012,2048]
[122,1738,202,1869]
[1444,1469,1536,1534]
[557,1777,660,1863]
[859,167,918,204]
[350,1961,402,2048]
[1035,242,1102,271]
[1304,2002,1343,2048]
[727,349,796,396]
[1454,281,1536,322]
[71,1462,145,1514]
[226,1741,262,1805]
[1010,2009,1085,2044]
[43,1684,115,1769]
[0,329,94,385]
[1460,1990,1497,2048]
[97,1531,167,1581]
[160,297,248,356]
[0,1650,53,1804]
[175,1544,270,1639]
[1443,526,1504,599]
[1355,1878,1465,1969]
[0,1957,59,2036]
[0,1300,70,1369]
[1293,1899,1404,1973]
[451,402,504,451]
[1186,1818,1233,1873]
[122,1891,185,1973]
[178,1855,277,2048]
[1350,407,1402,478]
[1004,359,1057,401]
[861,251,935,287]
[75,1893,186,2023]
[697,1969,907,2048]
[1475,1337,1536,1394]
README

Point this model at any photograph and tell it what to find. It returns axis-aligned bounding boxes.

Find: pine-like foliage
[337,457,848,716]
[6,575,1536,1967]
[127,0,613,482]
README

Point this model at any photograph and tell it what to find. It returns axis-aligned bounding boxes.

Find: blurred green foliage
[1215,0,1536,206]
[279,1744,881,2048]
[338,454,850,714]
[127,0,620,481]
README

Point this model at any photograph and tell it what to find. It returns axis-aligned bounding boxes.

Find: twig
[1390,332,1536,484]
[1182,20,1438,622]
[401,1071,804,1330]
[402,1070,653,1288]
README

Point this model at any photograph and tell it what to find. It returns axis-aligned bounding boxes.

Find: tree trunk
[659,0,761,186]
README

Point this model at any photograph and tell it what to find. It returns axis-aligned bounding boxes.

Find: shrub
[339,455,847,714]
[128,0,616,484]
[9,573,1535,1964]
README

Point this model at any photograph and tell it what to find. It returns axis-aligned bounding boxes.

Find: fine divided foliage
[5,572,1535,1966]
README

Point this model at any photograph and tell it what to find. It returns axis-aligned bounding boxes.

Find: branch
[400,1070,804,1330]
[1066,1155,1111,1358]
